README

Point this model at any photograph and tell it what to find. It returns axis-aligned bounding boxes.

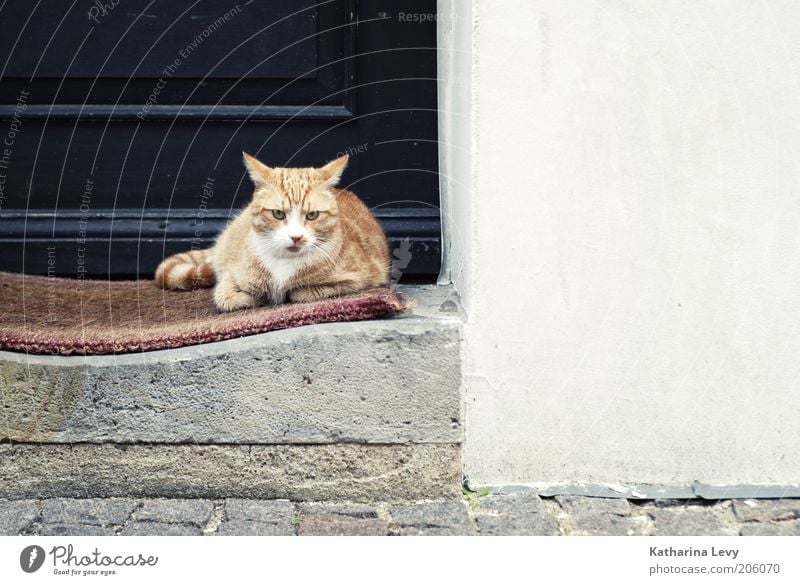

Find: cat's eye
[272,210,286,220]
[305,211,319,221]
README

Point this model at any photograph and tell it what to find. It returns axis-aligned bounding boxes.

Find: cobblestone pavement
[1,494,798,536]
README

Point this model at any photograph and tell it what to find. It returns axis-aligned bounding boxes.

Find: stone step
[0,285,463,500]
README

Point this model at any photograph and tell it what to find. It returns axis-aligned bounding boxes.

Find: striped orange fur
[154,249,215,290]
[154,153,390,311]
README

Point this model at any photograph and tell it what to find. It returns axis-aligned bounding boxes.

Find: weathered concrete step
[0,443,461,501]
[0,285,462,445]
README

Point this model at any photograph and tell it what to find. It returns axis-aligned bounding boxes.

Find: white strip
[1,536,797,584]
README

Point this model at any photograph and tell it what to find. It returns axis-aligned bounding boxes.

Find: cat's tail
[154,248,215,290]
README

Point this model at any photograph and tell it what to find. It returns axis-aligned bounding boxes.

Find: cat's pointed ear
[242,151,273,187]
[318,154,349,186]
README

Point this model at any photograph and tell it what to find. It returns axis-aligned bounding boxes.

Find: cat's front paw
[289,286,337,303]
[213,286,256,312]
[289,283,359,303]
[287,287,317,303]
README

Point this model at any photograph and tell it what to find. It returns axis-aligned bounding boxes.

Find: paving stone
[739,520,800,536]
[224,499,293,523]
[297,502,379,518]
[732,499,800,523]
[391,500,471,525]
[399,525,475,536]
[41,498,137,526]
[556,496,645,535]
[297,513,388,536]
[391,500,474,535]
[17,495,798,536]
[40,524,116,536]
[136,499,214,526]
[555,495,631,517]
[216,521,296,536]
[473,493,560,535]
[475,512,560,535]
[120,522,203,536]
[0,500,39,534]
[649,505,738,536]
[565,514,651,536]
[220,499,295,535]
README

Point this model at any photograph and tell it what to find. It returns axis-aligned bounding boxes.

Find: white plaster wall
[443,0,800,487]
[436,0,475,311]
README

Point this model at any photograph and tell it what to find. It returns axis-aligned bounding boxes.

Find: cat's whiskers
[308,241,341,275]
[307,241,348,297]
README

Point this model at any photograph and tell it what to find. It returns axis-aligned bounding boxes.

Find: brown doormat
[0,272,407,356]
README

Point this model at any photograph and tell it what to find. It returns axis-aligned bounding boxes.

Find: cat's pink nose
[290,235,303,243]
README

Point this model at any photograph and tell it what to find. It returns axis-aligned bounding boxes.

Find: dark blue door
[0,0,439,280]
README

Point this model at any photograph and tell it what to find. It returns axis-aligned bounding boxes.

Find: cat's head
[243,152,348,258]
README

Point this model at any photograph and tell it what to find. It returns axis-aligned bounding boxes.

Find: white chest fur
[266,254,307,290]
[248,231,310,292]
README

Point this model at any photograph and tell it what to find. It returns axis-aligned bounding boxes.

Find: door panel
[0,0,439,279]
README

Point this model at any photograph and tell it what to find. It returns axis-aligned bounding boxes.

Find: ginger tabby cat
[155,152,390,312]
